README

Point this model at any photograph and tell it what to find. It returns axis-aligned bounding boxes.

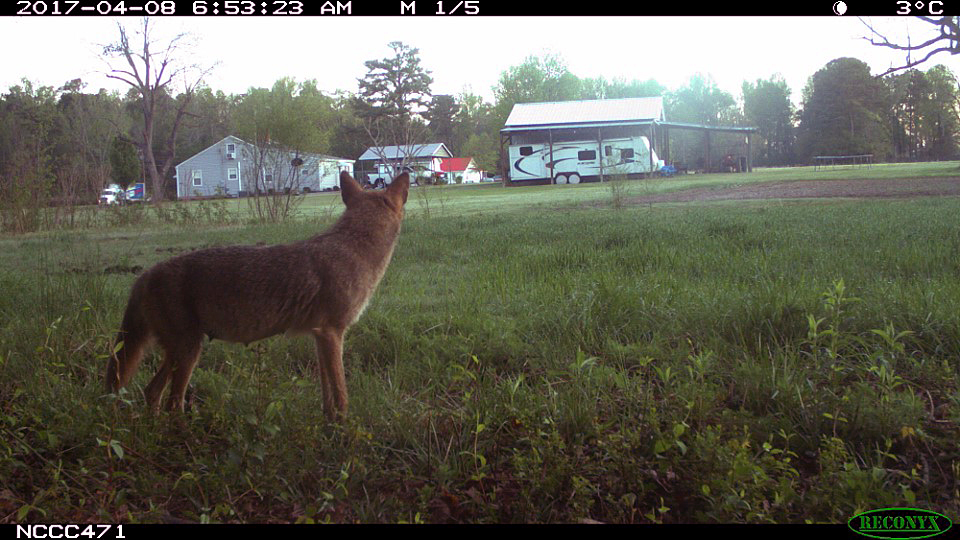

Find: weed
[1,171,959,522]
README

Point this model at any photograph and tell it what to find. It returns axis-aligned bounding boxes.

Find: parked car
[99,183,146,205]
[98,185,123,205]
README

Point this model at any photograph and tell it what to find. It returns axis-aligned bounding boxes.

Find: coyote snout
[106,171,409,421]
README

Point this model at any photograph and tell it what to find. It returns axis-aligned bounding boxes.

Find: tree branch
[861,16,960,77]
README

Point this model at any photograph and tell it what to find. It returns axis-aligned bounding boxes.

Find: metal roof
[659,121,756,133]
[176,135,353,168]
[358,143,451,161]
[503,97,665,130]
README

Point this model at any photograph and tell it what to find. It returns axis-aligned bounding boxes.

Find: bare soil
[621,176,960,205]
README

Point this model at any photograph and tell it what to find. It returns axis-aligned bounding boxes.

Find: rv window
[519,146,534,156]
[605,146,612,156]
[621,149,635,159]
[578,150,596,161]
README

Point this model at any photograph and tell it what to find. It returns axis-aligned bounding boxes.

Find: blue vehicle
[657,164,677,178]
[99,182,146,205]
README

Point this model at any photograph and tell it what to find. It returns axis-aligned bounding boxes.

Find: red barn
[439,157,483,184]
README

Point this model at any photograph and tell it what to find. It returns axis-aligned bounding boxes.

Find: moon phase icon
[832,1,847,15]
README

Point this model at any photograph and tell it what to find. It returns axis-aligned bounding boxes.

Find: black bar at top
[6,0,955,17]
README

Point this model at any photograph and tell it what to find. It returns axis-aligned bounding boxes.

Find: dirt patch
[103,264,143,275]
[621,176,960,205]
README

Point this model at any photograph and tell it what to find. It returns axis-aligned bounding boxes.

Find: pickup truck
[99,183,145,205]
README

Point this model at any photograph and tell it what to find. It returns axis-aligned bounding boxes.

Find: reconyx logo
[848,508,953,539]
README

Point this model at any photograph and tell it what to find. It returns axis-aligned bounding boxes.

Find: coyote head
[339,170,409,220]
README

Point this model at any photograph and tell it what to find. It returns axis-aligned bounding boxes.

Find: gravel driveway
[624,176,960,205]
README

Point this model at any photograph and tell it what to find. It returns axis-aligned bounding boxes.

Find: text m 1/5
[437,1,479,14]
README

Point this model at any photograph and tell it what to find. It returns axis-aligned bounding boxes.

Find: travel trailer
[508,135,663,183]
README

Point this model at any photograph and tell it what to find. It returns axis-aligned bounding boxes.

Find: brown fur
[106,171,409,420]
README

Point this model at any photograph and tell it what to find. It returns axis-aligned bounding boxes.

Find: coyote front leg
[313,328,347,421]
[106,171,409,421]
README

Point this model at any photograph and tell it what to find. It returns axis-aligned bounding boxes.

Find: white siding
[174,136,354,198]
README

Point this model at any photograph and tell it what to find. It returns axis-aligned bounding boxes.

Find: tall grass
[1,179,958,523]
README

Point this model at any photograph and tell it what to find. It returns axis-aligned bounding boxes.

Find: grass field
[1,163,959,523]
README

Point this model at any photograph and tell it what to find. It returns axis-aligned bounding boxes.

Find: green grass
[29,159,960,229]
[299,160,960,218]
[1,164,959,523]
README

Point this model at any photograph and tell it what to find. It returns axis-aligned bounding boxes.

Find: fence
[813,154,874,171]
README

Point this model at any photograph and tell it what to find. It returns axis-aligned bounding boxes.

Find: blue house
[174,136,355,199]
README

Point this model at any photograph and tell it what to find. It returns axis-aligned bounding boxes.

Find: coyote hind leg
[144,337,203,412]
[313,328,347,421]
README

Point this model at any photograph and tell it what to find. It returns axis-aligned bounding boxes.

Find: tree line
[2,23,959,232]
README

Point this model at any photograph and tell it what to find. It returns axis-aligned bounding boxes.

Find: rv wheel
[555,174,568,184]
[568,173,581,184]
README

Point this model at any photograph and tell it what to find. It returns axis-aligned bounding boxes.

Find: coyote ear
[340,171,362,205]
[388,172,409,205]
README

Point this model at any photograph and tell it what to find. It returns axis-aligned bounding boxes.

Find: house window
[265,174,273,184]
[226,143,236,154]
[578,150,596,161]
[228,168,238,181]
[519,146,534,156]
[192,170,202,186]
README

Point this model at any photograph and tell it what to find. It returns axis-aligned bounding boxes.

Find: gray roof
[503,97,665,130]
[312,154,355,162]
[358,143,451,161]
[177,135,353,167]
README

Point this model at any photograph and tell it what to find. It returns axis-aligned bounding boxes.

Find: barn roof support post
[746,133,753,172]
[663,125,670,165]
[705,130,712,173]
[649,123,655,176]
[598,127,604,182]
[549,129,555,184]
[500,132,510,185]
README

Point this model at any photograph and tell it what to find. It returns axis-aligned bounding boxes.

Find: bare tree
[242,139,305,223]
[102,17,214,202]
[862,16,960,76]
[361,116,430,185]
[55,82,120,227]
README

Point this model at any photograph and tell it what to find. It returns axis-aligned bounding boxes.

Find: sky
[1,16,955,110]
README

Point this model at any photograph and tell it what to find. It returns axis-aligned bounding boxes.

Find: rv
[508,135,663,183]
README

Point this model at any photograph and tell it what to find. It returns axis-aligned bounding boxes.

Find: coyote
[106,171,409,420]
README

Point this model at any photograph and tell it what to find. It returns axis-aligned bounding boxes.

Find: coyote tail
[106,294,149,393]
